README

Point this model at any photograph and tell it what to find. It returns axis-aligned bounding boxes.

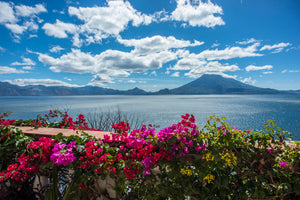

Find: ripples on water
[0,94,299,140]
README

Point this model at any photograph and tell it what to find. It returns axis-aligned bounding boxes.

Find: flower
[220,152,237,167]
[50,141,77,166]
[203,174,215,184]
[180,167,193,176]
[280,161,287,169]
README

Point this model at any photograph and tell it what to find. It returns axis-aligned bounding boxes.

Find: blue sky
[0,0,299,91]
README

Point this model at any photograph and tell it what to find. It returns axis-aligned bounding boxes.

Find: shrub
[0,111,299,200]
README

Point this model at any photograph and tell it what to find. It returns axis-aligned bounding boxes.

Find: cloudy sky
[0,0,299,91]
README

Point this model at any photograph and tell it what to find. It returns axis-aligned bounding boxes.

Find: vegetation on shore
[0,110,299,199]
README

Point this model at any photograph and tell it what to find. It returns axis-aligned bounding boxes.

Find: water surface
[0,94,299,140]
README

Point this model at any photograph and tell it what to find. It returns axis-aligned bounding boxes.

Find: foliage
[0,111,299,200]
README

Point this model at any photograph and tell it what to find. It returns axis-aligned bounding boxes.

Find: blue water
[0,94,299,140]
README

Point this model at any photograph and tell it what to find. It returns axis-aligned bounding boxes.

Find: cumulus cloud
[171,72,180,77]
[241,77,256,85]
[171,0,225,28]
[88,74,114,87]
[0,2,17,24]
[49,45,65,53]
[37,48,180,76]
[150,71,157,76]
[11,57,35,66]
[0,66,26,74]
[0,2,46,41]
[42,20,76,38]
[15,4,47,17]
[6,79,79,87]
[5,23,27,34]
[260,42,291,53]
[198,43,262,60]
[22,66,33,70]
[49,0,153,46]
[245,65,273,72]
[117,35,203,54]
[183,61,240,78]
[236,38,259,45]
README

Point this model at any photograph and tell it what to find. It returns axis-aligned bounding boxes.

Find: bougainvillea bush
[0,110,299,200]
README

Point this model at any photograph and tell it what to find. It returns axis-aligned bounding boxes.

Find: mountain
[0,75,297,96]
[0,82,148,96]
[157,74,281,94]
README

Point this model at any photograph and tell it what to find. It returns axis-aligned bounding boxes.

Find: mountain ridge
[0,75,298,96]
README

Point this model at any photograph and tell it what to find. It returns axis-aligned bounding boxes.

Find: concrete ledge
[15,126,113,139]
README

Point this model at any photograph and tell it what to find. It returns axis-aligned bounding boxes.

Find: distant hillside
[156,74,281,94]
[0,75,297,96]
[0,82,147,96]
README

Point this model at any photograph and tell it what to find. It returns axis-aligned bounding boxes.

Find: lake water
[0,94,299,140]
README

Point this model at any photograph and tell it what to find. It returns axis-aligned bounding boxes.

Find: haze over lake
[0,94,299,140]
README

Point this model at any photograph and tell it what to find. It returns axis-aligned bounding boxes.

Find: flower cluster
[203,174,215,184]
[112,121,130,133]
[220,152,237,167]
[50,141,77,166]
[0,111,299,200]
[180,166,193,176]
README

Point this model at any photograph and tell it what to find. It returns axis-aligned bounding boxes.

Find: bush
[0,111,299,200]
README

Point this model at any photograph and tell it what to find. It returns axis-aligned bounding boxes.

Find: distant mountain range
[0,75,299,96]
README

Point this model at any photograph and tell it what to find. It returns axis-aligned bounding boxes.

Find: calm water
[0,94,299,140]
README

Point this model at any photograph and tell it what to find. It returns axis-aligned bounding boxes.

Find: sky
[0,0,299,92]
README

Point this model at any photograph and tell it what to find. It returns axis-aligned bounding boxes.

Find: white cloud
[245,65,273,72]
[172,57,207,70]
[60,0,154,46]
[88,74,114,87]
[6,79,79,87]
[237,38,259,45]
[128,80,136,83]
[64,77,72,81]
[49,45,64,53]
[171,0,225,28]
[37,48,179,76]
[0,2,17,24]
[150,71,157,76]
[0,2,46,41]
[282,69,299,73]
[5,23,27,34]
[183,61,240,78]
[262,71,272,74]
[171,72,180,77]
[0,46,5,52]
[0,66,26,74]
[289,70,299,73]
[22,66,33,70]
[260,42,291,53]
[15,4,46,17]
[198,43,262,60]
[211,43,219,48]
[42,20,77,38]
[241,77,256,85]
[117,35,203,54]
[11,57,35,66]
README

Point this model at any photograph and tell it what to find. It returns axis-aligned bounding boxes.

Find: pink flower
[280,161,287,169]
[50,141,77,166]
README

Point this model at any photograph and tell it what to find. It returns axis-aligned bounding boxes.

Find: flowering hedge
[0,111,299,200]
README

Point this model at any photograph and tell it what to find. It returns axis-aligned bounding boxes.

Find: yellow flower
[220,152,237,166]
[202,152,214,161]
[203,174,215,184]
[180,166,193,176]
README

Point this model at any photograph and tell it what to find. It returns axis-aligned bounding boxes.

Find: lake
[0,94,299,140]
